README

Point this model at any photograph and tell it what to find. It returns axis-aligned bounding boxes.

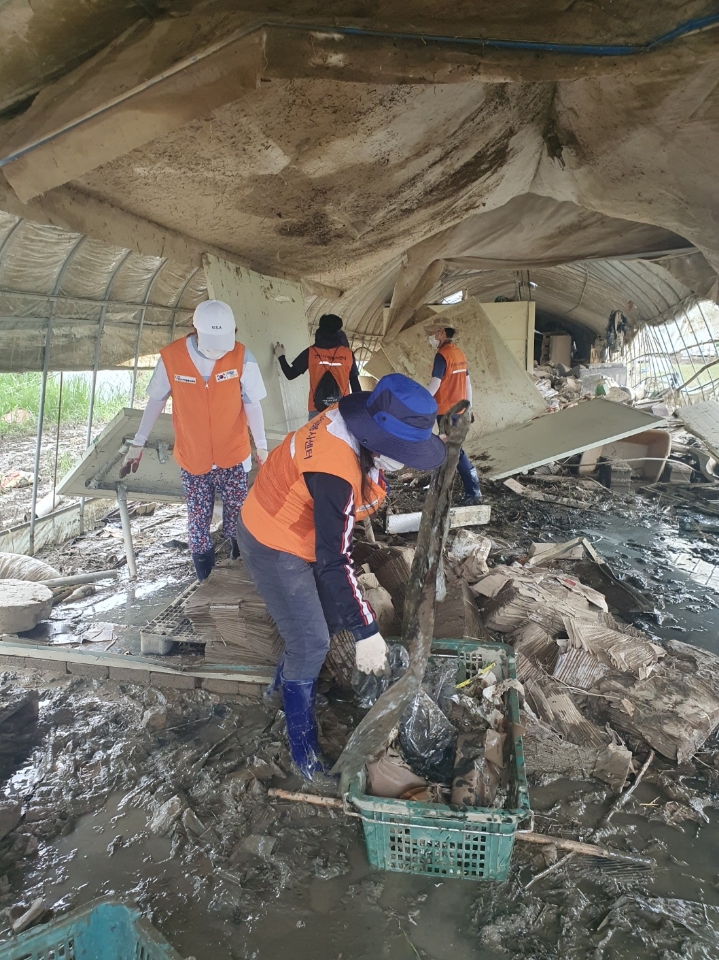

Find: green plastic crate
[347,639,530,882]
[0,899,183,960]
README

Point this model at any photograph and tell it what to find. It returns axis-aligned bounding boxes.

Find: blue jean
[438,416,480,498]
[236,515,336,681]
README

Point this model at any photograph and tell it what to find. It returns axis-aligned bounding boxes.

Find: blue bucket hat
[339,373,447,470]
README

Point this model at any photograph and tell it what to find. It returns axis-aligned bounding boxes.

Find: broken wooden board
[526,538,586,565]
[370,298,546,440]
[677,399,719,461]
[472,400,666,480]
[58,408,183,503]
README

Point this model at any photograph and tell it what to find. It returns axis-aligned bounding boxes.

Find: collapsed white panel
[203,255,310,446]
[58,408,183,502]
[473,399,666,480]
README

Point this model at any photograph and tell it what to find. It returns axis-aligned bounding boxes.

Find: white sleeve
[132,396,168,447]
[244,399,267,451]
[240,348,268,403]
[466,376,473,406]
[428,376,441,397]
[146,358,172,401]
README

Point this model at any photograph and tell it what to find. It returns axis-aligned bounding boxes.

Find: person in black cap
[238,373,446,781]
[274,314,362,420]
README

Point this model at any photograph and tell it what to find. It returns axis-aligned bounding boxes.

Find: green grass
[0,371,153,436]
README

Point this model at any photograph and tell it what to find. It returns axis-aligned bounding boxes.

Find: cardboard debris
[186,562,284,666]
[471,561,719,765]
[522,714,633,793]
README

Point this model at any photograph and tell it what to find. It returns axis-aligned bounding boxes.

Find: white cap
[193,300,236,353]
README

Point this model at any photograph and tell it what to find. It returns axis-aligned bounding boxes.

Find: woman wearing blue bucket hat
[238,374,446,780]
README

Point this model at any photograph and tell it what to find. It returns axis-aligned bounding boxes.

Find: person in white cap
[121,300,268,581]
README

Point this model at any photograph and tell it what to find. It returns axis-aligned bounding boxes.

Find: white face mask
[197,345,228,361]
[428,335,440,349]
[375,454,405,474]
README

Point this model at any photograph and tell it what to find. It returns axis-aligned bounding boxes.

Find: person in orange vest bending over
[273,313,362,419]
[238,374,446,780]
[427,323,481,505]
[120,300,268,582]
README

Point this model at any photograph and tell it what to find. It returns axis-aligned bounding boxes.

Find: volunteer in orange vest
[427,323,481,505]
[238,374,446,780]
[273,313,361,419]
[120,300,268,581]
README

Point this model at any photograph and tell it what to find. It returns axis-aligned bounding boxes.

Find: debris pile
[360,648,518,812]
[470,560,719,778]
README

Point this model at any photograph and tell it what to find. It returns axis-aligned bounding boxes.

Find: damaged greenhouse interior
[2,2,719,957]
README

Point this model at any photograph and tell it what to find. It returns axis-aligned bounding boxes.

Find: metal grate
[140,582,201,645]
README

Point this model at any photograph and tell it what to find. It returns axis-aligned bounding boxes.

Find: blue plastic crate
[0,900,183,960]
[347,639,531,882]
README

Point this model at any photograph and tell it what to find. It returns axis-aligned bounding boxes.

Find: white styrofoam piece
[386,504,491,534]
[677,400,719,460]
[57,408,183,503]
[473,399,666,480]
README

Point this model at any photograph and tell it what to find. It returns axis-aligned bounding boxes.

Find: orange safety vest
[242,408,386,561]
[160,335,250,475]
[307,345,353,411]
[433,341,468,415]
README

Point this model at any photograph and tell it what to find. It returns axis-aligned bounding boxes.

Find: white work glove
[119,444,144,478]
[256,447,268,466]
[355,632,389,676]
[273,342,286,359]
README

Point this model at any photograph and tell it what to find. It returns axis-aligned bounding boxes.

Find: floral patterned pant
[180,463,248,555]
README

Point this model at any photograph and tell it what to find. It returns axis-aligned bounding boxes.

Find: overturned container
[347,639,530,882]
[0,899,183,960]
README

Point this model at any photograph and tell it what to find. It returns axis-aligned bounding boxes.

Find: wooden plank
[0,640,273,684]
[475,400,665,480]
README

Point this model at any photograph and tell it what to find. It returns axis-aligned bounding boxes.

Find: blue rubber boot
[281,674,329,780]
[457,449,481,504]
[192,545,215,581]
[263,658,284,708]
[229,536,241,560]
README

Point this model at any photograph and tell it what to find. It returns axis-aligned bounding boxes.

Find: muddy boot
[281,674,334,781]
[192,545,215,581]
[229,536,241,560]
[263,658,284,708]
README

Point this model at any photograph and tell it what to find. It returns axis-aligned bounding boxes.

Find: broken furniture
[58,408,181,578]
[578,429,672,483]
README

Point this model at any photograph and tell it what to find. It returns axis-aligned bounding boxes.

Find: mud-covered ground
[0,426,97,530]
[1,475,719,958]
